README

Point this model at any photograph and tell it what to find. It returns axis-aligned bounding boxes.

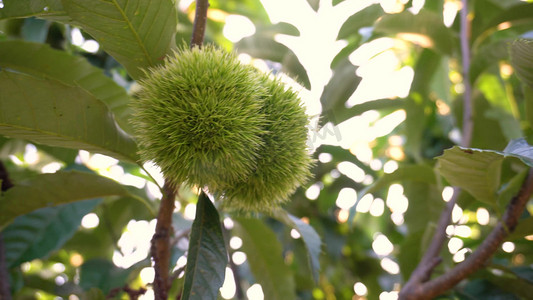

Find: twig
[151,181,178,300]
[460,0,473,148]
[401,1,474,297]
[0,161,13,300]
[190,0,210,48]
[400,168,533,299]
[151,1,210,298]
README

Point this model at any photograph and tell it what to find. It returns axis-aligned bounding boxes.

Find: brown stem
[0,161,13,300]
[151,181,178,300]
[401,1,473,296]
[190,0,210,48]
[150,1,209,298]
[460,0,472,148]
[400,168,533,299]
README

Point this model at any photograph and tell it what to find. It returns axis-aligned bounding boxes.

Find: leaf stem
[151,181,178,300]
[0,161,13,300]
[190,0,209,48]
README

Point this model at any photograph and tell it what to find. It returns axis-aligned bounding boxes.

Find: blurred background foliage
[1,0,533,299]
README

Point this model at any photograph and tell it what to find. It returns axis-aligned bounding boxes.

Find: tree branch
[0,161,14,300]
[190,0,210,48]
[402,1,476,297]
[400,168,533,299]
[151,181,178,300]
[460,0,473,149]
[151,1,209,298]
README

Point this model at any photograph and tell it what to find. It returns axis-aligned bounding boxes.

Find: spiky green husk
[220,75,314,212]
[131,46,268,188]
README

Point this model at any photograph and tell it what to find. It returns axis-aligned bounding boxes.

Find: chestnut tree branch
[401,1,476,297]
[151,181,178,300]
[151,1,210,298]
[460,0,473,149]
[400,168,533,299]
[0,161,14,300]
[190,0,210,48]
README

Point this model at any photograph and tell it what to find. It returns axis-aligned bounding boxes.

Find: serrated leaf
[0,0,69,22]
[374,9,455,55]
[510,39,533,90]
[438,139,533,205]
[337,4,384,40]
[80,259,148,293]
[2,198,99,268]
[0,40,134,134]
[271,210,321,283]
[181,192,227,300]
[437,147,503,205]
[62,0,177,79]
[0,170,133,229]
[0,70,138,162]
[234,218,296,300]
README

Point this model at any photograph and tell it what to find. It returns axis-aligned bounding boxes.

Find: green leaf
[320,59,360,114]
[337,4,384,40]
[326,98,405,126]
[524,85,533,130]
[348,164,438,224]
[81,288,106,300]
[360,164,437,197]
[0,70,138,162]
[437,147,503,205]
[403,181,445,234]
[21,18,50,42]
[61,0,177,79]
[181,192,227,300]
[80,259,148,293]
[478,267,533,299]
[374,9,455,55]
[470,40,510,84]
[0,170,133,229]
[510,39,533,90]
[0,0,69,21]
[271,210,321,283]
[235,23,310,89]
[498,169,528,210]
[2,198,100,268]
[508,216,533,240]
[234,218,296,300]
[484,3,533,32]
[502,138,533,167]
[0,40,134,134]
